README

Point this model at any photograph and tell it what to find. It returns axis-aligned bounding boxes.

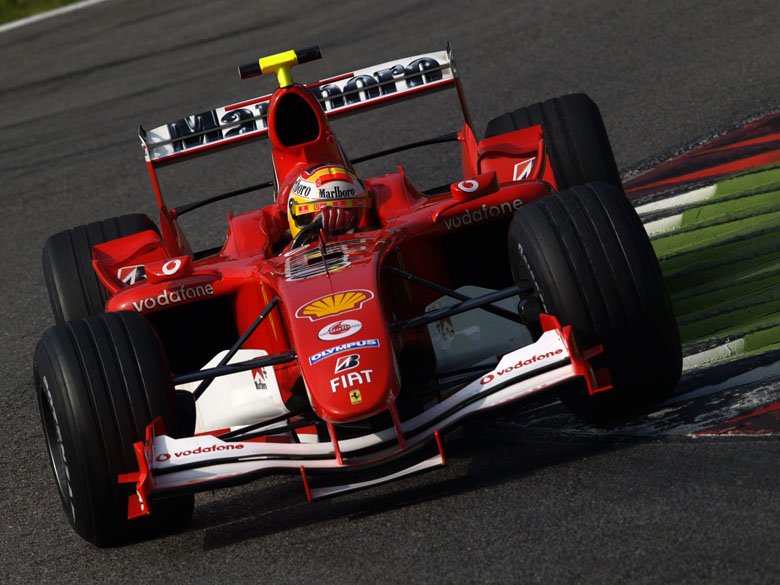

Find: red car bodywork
[89,48,605,515]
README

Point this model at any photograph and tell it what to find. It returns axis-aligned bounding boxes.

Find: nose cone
[278,267,400,423]
[302,342,397,422]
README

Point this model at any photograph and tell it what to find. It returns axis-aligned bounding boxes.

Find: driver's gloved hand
[320,207,355,235]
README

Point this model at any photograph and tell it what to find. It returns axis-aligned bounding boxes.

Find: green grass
[653,206,780,259]
[659,230,780,279]
[651,165,780,355]
[0,0,81,24]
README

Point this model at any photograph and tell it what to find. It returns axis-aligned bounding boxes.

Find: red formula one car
[33,46,681,546]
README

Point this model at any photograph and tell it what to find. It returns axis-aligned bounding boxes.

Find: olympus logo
[309,339,380,365]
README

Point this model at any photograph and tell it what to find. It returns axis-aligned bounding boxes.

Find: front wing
[119,324,610,518]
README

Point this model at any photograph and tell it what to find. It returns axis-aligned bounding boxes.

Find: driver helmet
[287,164,372,237]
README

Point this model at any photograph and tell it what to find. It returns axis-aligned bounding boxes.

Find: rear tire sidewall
[485,93,622,190]
[42,214,158,324]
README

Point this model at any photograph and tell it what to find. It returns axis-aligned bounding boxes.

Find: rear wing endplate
[140,47,465,167]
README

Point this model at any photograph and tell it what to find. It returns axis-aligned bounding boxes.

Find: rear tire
[485,93,621,190]
[33,312,193,546]
[42,214,158,324]
[508,182,681,421]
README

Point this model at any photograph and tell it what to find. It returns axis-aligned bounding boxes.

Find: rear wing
[140,46,469,168]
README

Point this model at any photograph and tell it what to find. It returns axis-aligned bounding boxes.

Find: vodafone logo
[457,179,479,192]
[155,443,244,463]
[130,283,214,312]
[162,258,182,275]
[480,349,564,385]
[443,198,524,230]
[318,319,362,341]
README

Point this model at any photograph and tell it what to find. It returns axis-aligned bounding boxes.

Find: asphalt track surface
[1,1,779,583]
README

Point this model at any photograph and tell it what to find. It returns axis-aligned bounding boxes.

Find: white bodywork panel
[176,349,288,433]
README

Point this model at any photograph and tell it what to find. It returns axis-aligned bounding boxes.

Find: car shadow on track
[188,351,780,549]
[194,420,638,550]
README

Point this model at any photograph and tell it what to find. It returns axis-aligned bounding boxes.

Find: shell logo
[296,289,374,321]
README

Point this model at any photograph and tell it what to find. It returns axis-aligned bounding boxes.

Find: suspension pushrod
[217,407,311,441]
[383,266,525,324]
[172,179,275,217]
[190,297,280,399]
[391,285,524,332]
[174,352,297,387]
[351,131,459,165]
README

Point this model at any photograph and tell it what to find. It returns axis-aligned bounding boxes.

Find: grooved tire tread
[485,93,621,190]
[508,182,681,420]
[34,312,193,546]
[42,214,158,324]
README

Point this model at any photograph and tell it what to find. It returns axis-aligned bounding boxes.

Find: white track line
[644,214,683,237]
[0,0,112,34]
[682,338,746,371]
[635,185,717,217]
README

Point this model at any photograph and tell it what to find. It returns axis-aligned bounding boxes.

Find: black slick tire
[508,182,681,420]
[485,93,622,190]
[42,214,158,323]
[33,312,194,546]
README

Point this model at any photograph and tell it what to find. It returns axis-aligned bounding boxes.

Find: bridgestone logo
[480,349,564,385]
[155,443,244,462]
[132,284,215,312]
[444,199,524,230]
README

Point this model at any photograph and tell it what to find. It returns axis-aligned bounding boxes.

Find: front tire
[485,93,622,190]
[508,182,681,420]
[34,312,193,546]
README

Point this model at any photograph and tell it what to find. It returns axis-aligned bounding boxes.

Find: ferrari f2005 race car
[34,46,682,546]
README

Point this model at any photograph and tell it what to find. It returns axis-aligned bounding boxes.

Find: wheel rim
[39,378,76,522]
